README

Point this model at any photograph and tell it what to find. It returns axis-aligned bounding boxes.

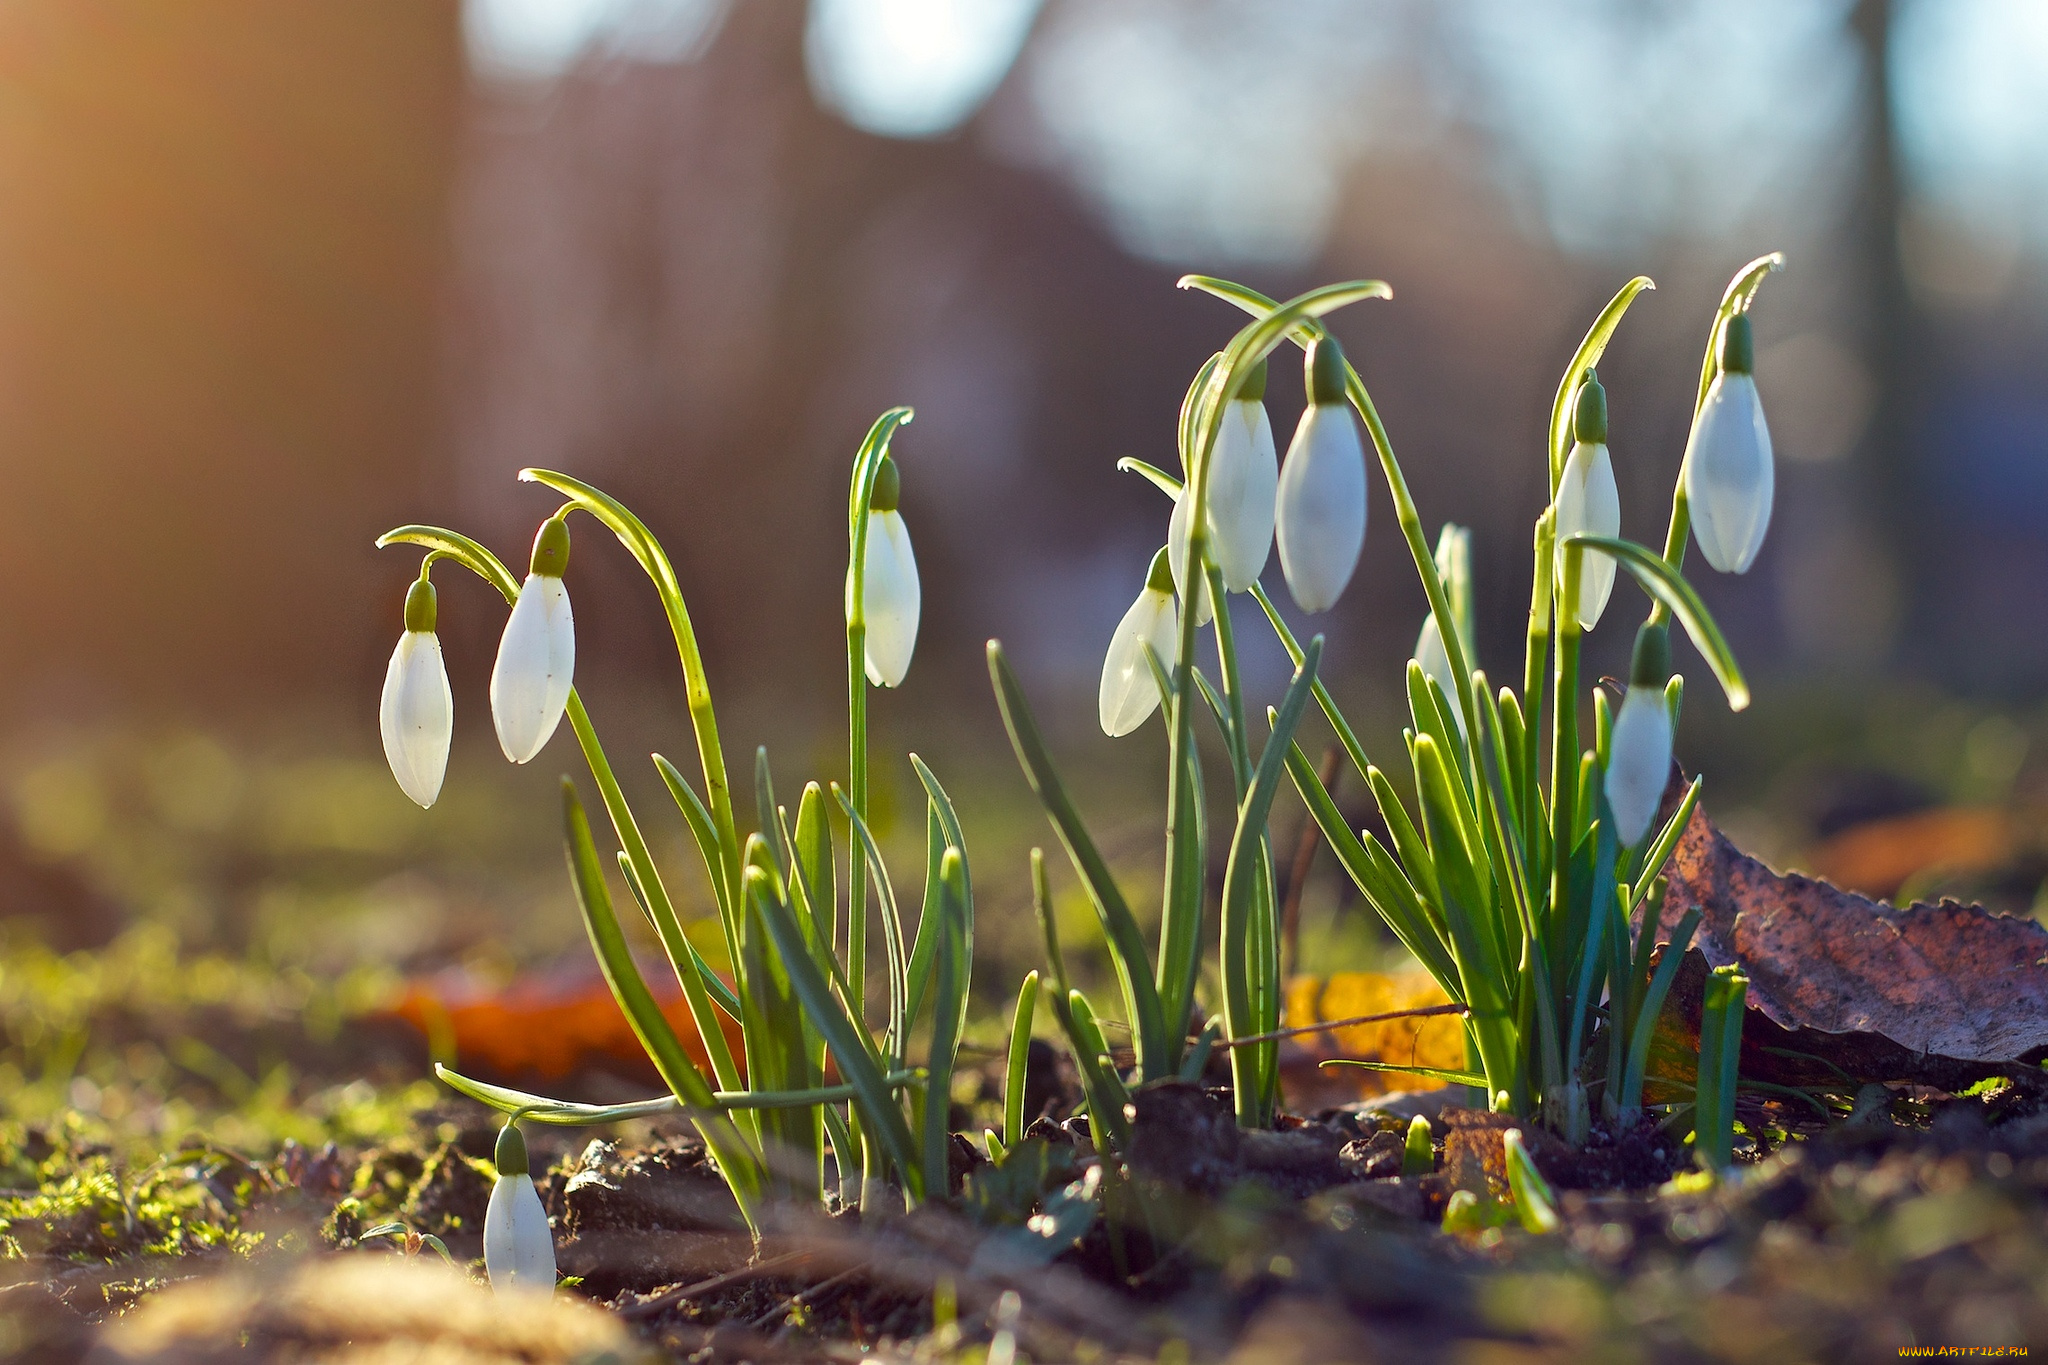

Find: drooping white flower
[1168,370,1278,620]
[491,517,575,764]
[1276,337,1367,614]
[1553,372,1620,630]
[856,455,920,687]
[1604,625,1675,847]
[380,577,452,808]
[1413,614,1465,737]
[1100,548,1181,737]
[484,1121,556,1295]
[1684,313,1774,574]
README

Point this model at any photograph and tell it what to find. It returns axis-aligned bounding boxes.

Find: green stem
[1551,547,1584,965]
[567,695,744,1095]
[517,471,743,933]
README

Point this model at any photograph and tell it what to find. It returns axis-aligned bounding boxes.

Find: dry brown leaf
[1656,798,2048,1070]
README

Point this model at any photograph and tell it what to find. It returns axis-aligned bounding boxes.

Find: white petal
[862,510,920,688]
[484,1173,556,1295]
[380,631,452,808]
[1413,615,1465,737]
[1165,491,1214,626]
[1604,685,1674,847]
[1209,399,1278,593]
[490,575,575,764]
[1684,373,1774,574]
[1275,404,1367,613]
[1554,442,1620,629]
[1099,589,1178,737]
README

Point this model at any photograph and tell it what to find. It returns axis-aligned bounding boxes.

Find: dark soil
[9,1078,2048,1362]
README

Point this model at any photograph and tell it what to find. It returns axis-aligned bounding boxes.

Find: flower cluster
[379,480,923,808]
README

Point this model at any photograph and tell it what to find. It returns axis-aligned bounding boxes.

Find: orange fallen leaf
[1280,970,1466,1098]
[388,968,746,1085]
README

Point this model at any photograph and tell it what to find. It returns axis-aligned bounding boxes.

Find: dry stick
[1215,1002,1470,1050]
[1278,745,1343,979]
[752,1263,870,1332]
[618,1249,815,1321]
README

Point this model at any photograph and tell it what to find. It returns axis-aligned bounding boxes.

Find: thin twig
[618,1248,814,1321]
[1216,1002,1470,1050]
[754,1263,869,1332]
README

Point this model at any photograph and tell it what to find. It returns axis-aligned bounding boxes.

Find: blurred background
[2,0,2047,1125]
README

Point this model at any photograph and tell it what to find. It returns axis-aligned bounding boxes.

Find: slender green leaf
[987,641,1167,1080]
[1319,1059,1486,1088]
[904,755,974,1036]
[922,848,971,1196]
[751,862,925,1203]
[618,851,741,1022]
[1547,276,1656,492]
[1564,535,1748,710]
[1619,908,1703,1114]
[1219,638,1322,1125]
[559,780,765,1223]
[1004,971,1041,1148]
[1115,457,1182,499]
[834,791,912,1069]
[1284,740,1458,989]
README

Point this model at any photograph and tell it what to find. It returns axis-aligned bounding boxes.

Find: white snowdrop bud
[1684,314,1774,574]
[856,455,920,688]
[1604,624,1675,847]
[1554,372,1620,630]
[490,517,575,764]
[1099,548,1180,737]
[380,577,453,808]
[1275,338,1367,613]
[483,1121,555,1295]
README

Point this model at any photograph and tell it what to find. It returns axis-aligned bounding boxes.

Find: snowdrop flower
[379,576,452,808]
[1684,313,1774,574]
[1169,360,1278,613]
[856,454,920,687]
[484,1120,555,1295]
[1554,371,1620,630]
[1099,548,1180,737]
[490,516,575,764]
[1413,615,1464,738]
[1604,624,1675,847]
[1275,337,1367,613]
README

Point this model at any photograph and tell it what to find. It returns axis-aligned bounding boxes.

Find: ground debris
[1660,796,2048,1071]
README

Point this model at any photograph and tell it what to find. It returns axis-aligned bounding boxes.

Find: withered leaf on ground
[1650,793,2048,1078]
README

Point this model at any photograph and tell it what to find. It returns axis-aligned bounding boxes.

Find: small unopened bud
[1718,313,1755,376]
[1630,622,1672,689]
[403,577,437,633]
[529,516,570,578]
[1304,336,1348,407]
[870,454,901,513]
[1573,370,1608,445]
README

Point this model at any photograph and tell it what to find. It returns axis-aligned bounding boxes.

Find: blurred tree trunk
[0,1,462,710]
